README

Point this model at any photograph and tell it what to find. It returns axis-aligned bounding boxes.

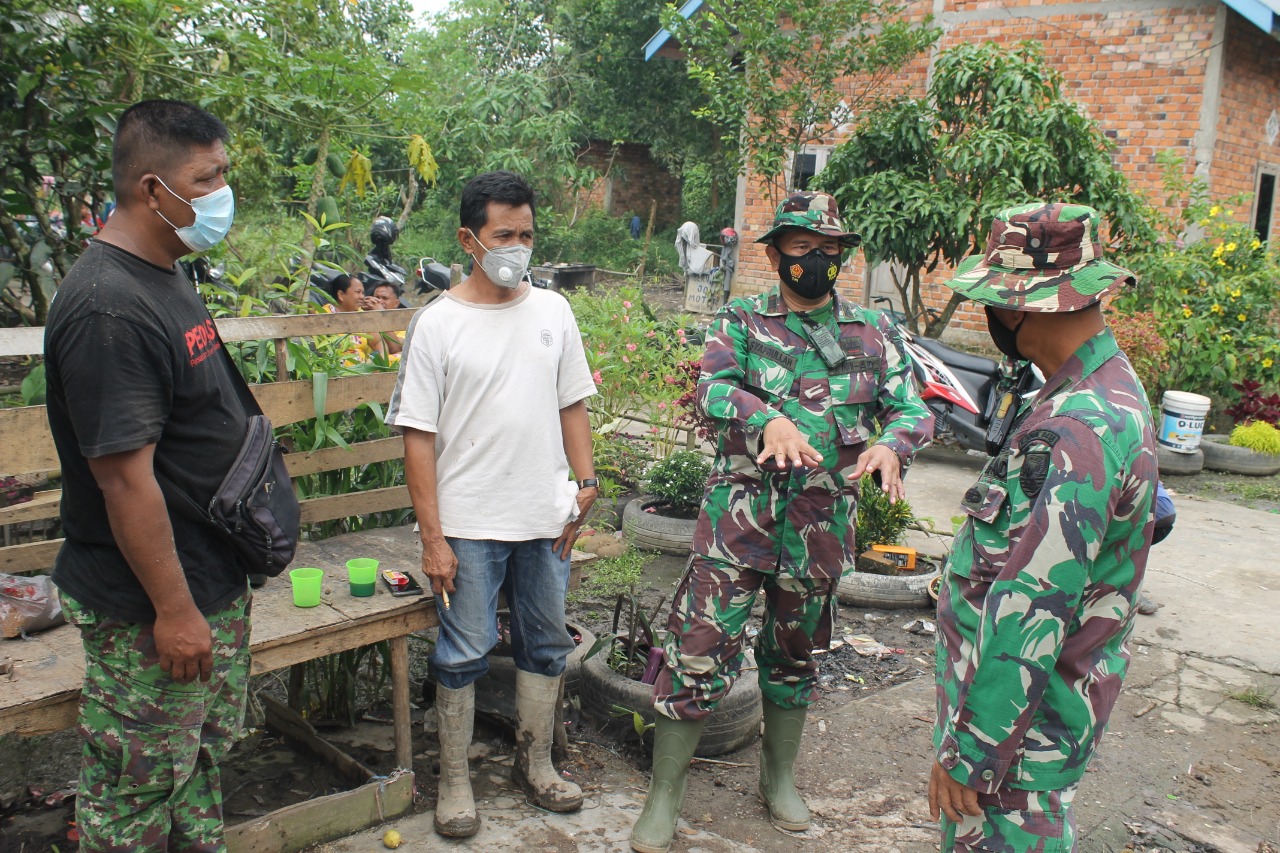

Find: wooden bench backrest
[0,309,420,575]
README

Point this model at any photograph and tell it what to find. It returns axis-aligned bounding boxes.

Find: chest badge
[540,329,553,347]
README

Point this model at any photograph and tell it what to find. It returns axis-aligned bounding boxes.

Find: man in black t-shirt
[45,100,250,852]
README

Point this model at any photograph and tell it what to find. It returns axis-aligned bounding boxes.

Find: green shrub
[642,450,711,514]
[1229,421,1280,456]
[855,475,915,556]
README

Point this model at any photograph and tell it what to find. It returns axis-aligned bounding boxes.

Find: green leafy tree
[662,0,939,206]
[819,41,1155,337]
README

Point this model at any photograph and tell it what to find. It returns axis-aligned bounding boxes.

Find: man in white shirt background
[387,170,598,838]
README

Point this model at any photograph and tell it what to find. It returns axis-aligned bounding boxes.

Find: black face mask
[985,306,1027,361]
[776,247,841,299]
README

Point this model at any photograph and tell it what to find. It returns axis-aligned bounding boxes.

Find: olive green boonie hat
[944,202,1136,312]
[755,191,861,248]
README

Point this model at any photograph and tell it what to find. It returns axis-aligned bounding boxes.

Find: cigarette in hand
[441,589,451,610]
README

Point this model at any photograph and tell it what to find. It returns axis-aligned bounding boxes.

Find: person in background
[929,202,1158,853]
[630,191,934,853]
[44,98,252,852]
[367,279,406,356]
[387,170,597,838]
[322,273,382,362]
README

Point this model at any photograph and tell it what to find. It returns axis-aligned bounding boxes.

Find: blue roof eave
[643,0,705,61]
[1221,0,1280,36]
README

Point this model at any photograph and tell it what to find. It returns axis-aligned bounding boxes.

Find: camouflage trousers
[60,588,251,853]
[653,555,836,720]
[941,783,1079,853]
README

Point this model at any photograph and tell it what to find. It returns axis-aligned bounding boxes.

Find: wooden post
[288,664,306,712]
[390,635,413,770]
[273,337,288,382]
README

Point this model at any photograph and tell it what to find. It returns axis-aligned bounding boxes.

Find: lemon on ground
[383,829,402,849]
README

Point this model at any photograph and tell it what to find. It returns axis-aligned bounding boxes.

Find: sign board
[683,272,721,314]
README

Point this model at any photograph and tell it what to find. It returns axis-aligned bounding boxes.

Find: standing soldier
[630,192,934,853]
[928,203,1158,852]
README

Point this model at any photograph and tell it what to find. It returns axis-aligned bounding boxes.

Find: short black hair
[112,100,229,196]
[329,273,359,298]
[459,171,536,234]
[371,280,401,297]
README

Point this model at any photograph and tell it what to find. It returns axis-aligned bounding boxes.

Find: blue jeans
[430,537,575,690]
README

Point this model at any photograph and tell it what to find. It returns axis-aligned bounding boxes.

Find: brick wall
[729,0,1269,343]
[1210,9,1280,237]
[576,142,684,231]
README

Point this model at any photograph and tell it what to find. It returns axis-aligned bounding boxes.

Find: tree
[818,41,1155,337]
[662,0,939,207]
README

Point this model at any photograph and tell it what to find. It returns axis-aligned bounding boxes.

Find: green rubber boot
[629,715,707,853]
[759,700,811,832]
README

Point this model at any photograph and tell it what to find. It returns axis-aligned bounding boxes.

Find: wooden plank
[263,695,372,786]
[0,538,62,573]
[284,437,403,478]
[251,609,435,675]
[390,635,412,770]
[251,373,398,428]
[215,309,418,343]
[0,490,61,525]
[0,406,59,476]
[224,769,414,853]
[0,326,44,358]
[298,486,411,525]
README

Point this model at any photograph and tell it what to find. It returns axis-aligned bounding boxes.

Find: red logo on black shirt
[185,319,221,367]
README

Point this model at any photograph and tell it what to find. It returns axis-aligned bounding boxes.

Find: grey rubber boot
[433,684,480,837]
[629,715,707,853]
[759,699,810,831]
[512,670,584,812]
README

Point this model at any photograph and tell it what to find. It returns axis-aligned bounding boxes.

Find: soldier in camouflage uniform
[928,203,1158,852]
[631,192,933,853]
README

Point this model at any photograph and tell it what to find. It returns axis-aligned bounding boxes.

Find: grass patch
[569,548,654,603]
[1220,480,1280,503]
[1225,687,1276,711]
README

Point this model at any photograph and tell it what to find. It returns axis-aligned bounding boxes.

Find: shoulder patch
[1018,429,1059,500]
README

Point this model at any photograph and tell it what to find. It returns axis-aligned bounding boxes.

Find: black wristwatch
[577,478,599,489]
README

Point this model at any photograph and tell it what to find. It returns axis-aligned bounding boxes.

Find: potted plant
[837,475,939,609]
[1201,383,1280,476]
[622,450,711,554]
[576,593,761,757]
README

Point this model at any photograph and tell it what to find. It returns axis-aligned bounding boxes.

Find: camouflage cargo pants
[942,783,1078,853]
[60,588,251,853]
[653,555,836,720]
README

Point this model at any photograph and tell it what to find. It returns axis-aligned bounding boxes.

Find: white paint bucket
[1158,390,1211,453]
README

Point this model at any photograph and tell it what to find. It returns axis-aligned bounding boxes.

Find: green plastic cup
[289,567,324,607]
[347,558,379,597]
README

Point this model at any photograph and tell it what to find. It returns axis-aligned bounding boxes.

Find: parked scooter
[873,298,1042,456]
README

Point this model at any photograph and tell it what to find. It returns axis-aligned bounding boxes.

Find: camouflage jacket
[934,329,1157,793]
[692,287,933,579]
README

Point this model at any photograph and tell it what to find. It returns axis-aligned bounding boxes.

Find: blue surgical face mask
[154,176,235,253]
[468,229,532,289]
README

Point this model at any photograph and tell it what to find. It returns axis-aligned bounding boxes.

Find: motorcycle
[873,298,1042,456]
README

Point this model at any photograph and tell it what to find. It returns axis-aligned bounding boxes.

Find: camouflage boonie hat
[944,202,1136,312]
[755,191,861,248]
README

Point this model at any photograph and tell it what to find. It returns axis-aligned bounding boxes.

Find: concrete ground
[317,447,1280,853]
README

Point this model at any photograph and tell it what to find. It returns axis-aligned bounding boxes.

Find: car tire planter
[1199,435,1280,477]
[1157,445,1204,477]
[836,568,940,609]
[622,497,698,555]
[576,647,763,757]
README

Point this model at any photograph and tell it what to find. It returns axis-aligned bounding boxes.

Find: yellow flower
[1265,358,1275,368]
[1199,218,1211,227]
[1230,288,1242,298]
[1220,333,1232,342]
[1251,239,1262,250]
[1218,259,1227,266]
[1210,205,1221,216]
[1211,303,1223,314]
[1213,244,1225,258]
[1225,241,1238,252]
[1182,306,1193,319]
[1238,313,1247,322]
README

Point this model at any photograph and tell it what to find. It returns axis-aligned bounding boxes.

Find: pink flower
[623,300,632,308]
[623,356,630,363]
[657,401,667,409]
[623,316,630,323]
[649,427,658,433]
[592,370,603,384]
[646,330,657,338]
[626,343,637,351]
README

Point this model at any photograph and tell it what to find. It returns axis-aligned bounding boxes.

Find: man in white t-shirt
[387,171,598,838]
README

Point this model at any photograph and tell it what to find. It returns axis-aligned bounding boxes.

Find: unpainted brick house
[651,0,1280,337]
